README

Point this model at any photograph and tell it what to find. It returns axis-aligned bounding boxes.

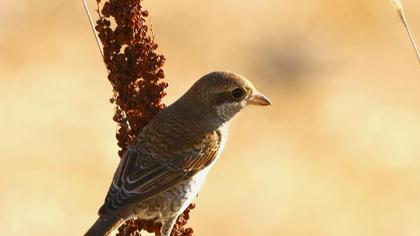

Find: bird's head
[180,71,271,127]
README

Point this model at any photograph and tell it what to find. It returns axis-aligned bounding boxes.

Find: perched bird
[85,71,271,236]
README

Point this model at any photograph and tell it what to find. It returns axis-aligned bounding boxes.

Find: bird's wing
[98,130,222,216]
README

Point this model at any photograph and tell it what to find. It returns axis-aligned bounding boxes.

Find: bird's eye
[231,88,245,99]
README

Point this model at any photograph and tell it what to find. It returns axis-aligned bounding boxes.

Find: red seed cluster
[116,203,195,236]
[170,203,195,236]
[96,0,167,157]
[94,0,195,235]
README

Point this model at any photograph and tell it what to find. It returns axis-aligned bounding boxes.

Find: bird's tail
[85,214,123,236]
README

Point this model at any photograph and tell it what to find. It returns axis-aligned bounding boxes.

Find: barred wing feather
[98,131,221,216]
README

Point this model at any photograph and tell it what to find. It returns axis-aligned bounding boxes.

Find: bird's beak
[247,92,271,106]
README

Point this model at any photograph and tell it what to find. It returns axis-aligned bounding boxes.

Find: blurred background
[1,0,420,235]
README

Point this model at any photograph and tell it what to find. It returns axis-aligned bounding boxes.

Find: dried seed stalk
[391,0,420,63]
[83,0,195,235]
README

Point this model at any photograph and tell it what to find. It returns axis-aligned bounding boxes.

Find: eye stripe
[214,92,232,105]
[214,88,246,105]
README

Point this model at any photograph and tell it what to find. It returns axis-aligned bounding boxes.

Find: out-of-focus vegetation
[0,0,419,235]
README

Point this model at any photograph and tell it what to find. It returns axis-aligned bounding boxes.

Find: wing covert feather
[98,131,222,215]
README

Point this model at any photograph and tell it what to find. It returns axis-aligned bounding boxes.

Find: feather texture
[99,130,222,216]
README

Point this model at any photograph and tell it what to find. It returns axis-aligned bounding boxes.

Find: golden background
[1,0,420,235]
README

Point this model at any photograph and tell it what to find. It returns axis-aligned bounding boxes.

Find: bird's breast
[175,125,228,210]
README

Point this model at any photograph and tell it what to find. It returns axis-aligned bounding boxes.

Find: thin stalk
[82,0,104,57]
[391,0,420,63]
[82,0,132,132]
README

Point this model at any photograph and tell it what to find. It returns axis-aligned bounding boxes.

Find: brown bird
[85,71,271,236]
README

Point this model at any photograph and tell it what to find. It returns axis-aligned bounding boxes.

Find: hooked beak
[247,92,271,106]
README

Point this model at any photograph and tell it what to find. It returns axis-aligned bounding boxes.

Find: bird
[85,71,271,236]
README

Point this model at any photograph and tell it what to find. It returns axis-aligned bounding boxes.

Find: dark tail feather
[85,214,123,236]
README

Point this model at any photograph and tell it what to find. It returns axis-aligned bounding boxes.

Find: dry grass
[391,0,420,63]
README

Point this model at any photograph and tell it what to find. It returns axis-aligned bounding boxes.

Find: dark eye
[231,88,245,99]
